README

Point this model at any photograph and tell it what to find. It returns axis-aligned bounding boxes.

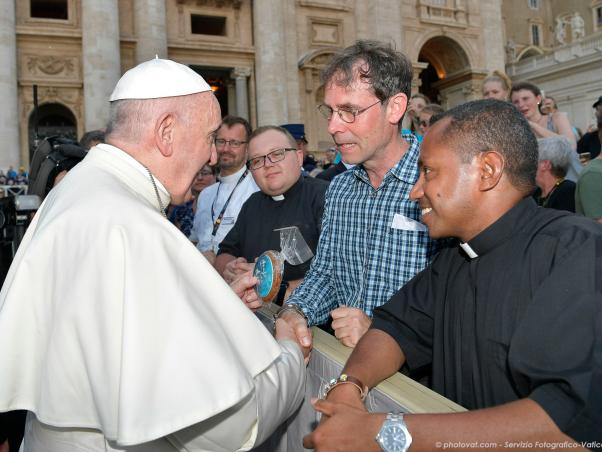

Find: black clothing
[218,176,328,282]
[577,130,601,160]
[533,179,576,212]
[373,198,602,442]
[316,161,348,182]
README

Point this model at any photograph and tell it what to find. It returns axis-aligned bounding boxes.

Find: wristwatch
[375,413,412,452]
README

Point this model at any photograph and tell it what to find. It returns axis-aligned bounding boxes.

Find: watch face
[382,424,407,451]
[377,415,410,452]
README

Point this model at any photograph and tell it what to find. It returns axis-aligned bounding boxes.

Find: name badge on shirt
[221,216,235,226]
[391,213,427,232]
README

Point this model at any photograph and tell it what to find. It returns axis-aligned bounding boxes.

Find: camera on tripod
[1,136,87,286]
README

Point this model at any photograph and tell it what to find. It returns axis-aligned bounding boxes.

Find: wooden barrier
[254,304,464,451]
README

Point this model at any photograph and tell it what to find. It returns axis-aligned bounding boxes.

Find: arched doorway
[28,103,77,159]
[417,35,476,107]
[190,66,230,117]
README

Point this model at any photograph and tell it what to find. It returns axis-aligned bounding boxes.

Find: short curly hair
[320,40,413,102]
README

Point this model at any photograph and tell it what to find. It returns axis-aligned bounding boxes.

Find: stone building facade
[1,0,598,169]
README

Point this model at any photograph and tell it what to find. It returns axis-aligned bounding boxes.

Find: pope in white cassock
[0,59,307,451]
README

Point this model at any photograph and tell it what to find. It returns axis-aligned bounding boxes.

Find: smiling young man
[304,99,601,451]
[214,126,328,306]
[280,40,439,349]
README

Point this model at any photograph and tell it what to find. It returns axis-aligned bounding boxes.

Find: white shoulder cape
[0,145,281,446]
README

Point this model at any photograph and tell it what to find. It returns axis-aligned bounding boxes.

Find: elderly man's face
[215,123,248,174]
[410,119,479,241]
[247,129,302,196]
[184,93,220,171]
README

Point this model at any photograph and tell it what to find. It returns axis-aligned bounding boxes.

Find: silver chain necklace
[144,166,167,218]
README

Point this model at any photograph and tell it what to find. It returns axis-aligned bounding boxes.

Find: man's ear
[387,92,408,125]
[155,112,176,157]
[295,149,304,166]
[478,150,505,191]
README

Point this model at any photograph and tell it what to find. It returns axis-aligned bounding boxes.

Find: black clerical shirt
[218,176,328,281]
[372,198,602,441]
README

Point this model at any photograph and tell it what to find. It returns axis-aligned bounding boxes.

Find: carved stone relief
[21,55,80,82]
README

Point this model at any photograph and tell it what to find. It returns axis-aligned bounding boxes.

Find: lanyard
[211,169,249,236]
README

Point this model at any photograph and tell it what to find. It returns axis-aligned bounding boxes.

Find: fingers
[311,398,337,417]
[230,274,258,300]
[331,308,371,347]
[294,323,313,349]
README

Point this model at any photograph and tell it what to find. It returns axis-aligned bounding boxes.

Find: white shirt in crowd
[190,165,259,253]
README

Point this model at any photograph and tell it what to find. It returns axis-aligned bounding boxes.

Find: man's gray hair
[537,136,573,178]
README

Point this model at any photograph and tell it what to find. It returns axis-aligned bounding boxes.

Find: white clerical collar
[219,165,246,184]
[272,194,285,201]
[459,242,479,259]
[96,143,170,205]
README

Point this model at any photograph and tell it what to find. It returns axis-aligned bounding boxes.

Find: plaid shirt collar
[351,133,420,187]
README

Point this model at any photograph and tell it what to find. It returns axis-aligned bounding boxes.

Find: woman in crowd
[417,103,444,136]
[481,70,511,101]
[534,137,577,212]
[402,92,430,136]
[510,81,577,150]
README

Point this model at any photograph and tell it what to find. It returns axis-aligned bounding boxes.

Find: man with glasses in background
[279,40,439,350]
[190,115,258,262]
[214,126,328,307]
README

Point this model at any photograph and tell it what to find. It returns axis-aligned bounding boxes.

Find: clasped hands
[303,382,383,451]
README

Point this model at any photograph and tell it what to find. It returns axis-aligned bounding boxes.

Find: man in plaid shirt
[281,40,439,348]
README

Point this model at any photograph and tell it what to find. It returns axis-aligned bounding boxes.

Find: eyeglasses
[317,99,383,124]
[214,138,247,148]
[247,148,297,171]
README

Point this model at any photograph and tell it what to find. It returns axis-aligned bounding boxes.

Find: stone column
[231,67,251,120]
[282,0,301,123]
[480,0,505,70]
[253,0,288,125]
[82,0,121,131]
[134,0,168,62]
[0,0,20,168]
[411,62,429,95]
[356,0,404,50]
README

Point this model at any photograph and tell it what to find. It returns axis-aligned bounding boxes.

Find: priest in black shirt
[215,126,328,307]
[304,99,601,451]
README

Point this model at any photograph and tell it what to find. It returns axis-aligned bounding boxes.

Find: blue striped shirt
[287,134,439,326]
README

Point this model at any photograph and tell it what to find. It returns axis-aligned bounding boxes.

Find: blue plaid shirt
[287,134,439,326]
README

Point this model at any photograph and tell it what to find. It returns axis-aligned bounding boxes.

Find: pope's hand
[330,306,371,348]
[276,315,312,365]
[230,272,263,312]
[223,257,253,284]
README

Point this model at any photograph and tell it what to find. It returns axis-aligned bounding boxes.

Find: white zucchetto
[110,57,211,101]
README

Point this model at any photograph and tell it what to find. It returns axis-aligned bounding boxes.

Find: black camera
[0,195,41,286]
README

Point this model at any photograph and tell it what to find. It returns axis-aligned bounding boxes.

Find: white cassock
[0,143,305,451]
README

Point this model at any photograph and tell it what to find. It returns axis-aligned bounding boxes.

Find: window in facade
[191,14,227,36]
[30,0,68,20]
[531,24,541,46]
[528,0,539,10]
[596,6,602,27]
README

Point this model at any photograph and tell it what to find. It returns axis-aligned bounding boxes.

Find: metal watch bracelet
[274,304,308,323]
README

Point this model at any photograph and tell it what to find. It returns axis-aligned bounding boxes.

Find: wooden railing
[254,304,464,451]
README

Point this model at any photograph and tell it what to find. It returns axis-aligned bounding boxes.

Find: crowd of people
[0,39,600,451]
